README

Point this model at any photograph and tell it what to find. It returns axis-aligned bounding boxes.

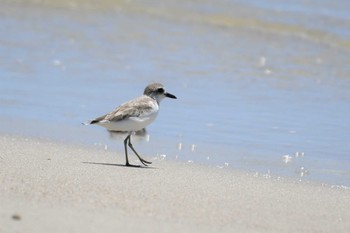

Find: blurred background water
[1,0,349,185]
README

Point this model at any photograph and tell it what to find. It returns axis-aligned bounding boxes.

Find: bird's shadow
[82,161,157,169]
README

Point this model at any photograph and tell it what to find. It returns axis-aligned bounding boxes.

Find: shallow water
[1,0,350,185]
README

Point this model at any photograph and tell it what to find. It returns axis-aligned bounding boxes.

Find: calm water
[1,0,350,185]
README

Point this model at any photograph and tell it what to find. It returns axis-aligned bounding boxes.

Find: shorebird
[84,83,177,167]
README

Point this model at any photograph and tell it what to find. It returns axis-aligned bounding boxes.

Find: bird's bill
[165,92,177,99]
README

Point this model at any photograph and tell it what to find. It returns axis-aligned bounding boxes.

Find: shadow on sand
[82,161,157,169]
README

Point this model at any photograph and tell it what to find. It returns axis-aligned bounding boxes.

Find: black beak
[165,92,177,99]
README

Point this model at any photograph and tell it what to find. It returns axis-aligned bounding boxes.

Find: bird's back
[89,95,159,132]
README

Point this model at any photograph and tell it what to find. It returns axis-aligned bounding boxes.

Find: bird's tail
[83,114,106,126]
[82,120,92,126]
[82,119,100,126]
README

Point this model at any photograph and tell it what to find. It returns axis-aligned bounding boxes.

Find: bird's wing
[104,96,156,122]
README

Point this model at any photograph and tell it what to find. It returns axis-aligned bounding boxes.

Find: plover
[85,83,177,167]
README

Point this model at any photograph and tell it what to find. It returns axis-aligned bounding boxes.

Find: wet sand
[0,135,349,233]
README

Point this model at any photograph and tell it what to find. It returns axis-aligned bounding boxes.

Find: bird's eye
[157,88,165,93]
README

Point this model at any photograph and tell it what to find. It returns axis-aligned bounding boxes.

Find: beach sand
[0,135,349,233]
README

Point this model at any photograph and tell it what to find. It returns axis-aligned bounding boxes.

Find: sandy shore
[0,135,349,233]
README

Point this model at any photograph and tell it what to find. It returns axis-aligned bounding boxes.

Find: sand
[0,135,349,233]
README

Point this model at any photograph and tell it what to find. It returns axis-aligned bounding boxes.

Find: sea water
[0,0,349,185]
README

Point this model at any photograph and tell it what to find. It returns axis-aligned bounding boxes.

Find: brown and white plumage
[85,83,177,167]
[89,95,159,132]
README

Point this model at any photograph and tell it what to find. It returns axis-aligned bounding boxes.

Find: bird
[84,83,177,167]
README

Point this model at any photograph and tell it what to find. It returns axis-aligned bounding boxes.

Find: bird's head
[144,83,177,103]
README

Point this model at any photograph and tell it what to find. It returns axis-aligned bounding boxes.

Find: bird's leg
[124,134,139,167]
[127,134,152,166]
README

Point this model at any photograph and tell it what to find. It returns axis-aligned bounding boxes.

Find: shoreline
[1,134,349,232]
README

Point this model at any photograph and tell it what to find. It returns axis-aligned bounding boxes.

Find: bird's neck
[147,94,164,105]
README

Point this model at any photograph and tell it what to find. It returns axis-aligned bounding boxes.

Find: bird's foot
[125,162,141,168]
[138,158,152,166]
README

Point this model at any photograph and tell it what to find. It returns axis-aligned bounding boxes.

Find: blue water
[0,0,349,185]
